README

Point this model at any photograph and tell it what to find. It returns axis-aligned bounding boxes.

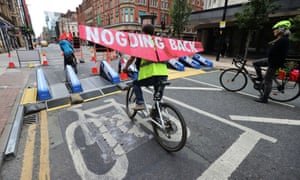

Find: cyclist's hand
[123,67,129,73]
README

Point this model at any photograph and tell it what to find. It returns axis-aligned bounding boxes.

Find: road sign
[219,21,226,28]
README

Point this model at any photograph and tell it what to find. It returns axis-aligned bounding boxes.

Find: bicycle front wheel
[152,103,187,152]
[219,68,248,92]
[126,87,137,119]
[269,78,300,102]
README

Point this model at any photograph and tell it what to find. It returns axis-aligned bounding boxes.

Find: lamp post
[216,0,228,61]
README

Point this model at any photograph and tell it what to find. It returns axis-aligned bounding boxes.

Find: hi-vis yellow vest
[138,59,168,80]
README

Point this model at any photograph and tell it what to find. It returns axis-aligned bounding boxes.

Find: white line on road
[230,115,300,126]
[198,131,260,180]
[184,77,295,108]
[166,87,221,91]
[183,77,222,89]
[143,88,277,180]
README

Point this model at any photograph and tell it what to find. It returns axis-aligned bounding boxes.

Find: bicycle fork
[150,101,167,130]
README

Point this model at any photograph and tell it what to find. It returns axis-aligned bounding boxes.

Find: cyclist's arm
[123,56,135,72]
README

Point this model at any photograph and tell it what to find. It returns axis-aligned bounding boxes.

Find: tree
[169,0,192,38]
[289,15,300,54]
[234,0,279,59]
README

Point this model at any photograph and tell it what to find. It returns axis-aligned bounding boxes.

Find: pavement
[0,49,237,168]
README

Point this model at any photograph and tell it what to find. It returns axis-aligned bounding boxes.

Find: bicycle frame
[232,57,263,92]
[220,56,300,102]
[232,57,254,80]
[125,80,187,152]
[139,86,168,130]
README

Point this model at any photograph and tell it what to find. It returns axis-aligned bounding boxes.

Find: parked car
[40,40,48,47]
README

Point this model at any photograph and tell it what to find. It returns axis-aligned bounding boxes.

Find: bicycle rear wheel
[126,86,137,119]
[152,102,187,152]
[269,77,300,102]
[219,68,248,92]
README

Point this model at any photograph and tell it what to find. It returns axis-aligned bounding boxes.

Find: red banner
[79,25,204,62]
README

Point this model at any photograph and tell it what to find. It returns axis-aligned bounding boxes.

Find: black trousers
[253,58,268,79]
[253,58,277,99]
[64,53,76,69]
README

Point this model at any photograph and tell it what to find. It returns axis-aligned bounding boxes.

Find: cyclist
[123,24,168,110]
[253,20,291,103]
[59,35,77,74]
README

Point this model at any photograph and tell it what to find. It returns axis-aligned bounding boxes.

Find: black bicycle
[65,54,78,74]
[125,80,187,152]
[219,56,300,102]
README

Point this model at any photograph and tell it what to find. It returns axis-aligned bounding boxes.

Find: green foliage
[169,0,192,38]
[289,15,300,53]
[234,0,279,31]
[234,0,279,59]
[289,15,300,42]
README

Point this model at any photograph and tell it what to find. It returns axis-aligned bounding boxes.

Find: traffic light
[161,21,165,30]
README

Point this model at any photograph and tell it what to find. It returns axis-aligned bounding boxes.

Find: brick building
[76,0,203,39]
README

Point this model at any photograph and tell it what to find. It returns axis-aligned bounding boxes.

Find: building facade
[190,0,300,58]
[202,0,248,9]
[0,0,33,53]
[76,0,203,39]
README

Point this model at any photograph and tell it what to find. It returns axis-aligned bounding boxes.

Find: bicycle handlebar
[232,56,247,68]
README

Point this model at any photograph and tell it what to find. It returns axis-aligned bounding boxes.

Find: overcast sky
[26,0,82,37]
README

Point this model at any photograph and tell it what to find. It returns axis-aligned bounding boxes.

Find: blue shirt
[59,40,74,56]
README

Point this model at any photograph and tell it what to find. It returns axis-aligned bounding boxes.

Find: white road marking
[66,99,145,180]
[143,88,277,180]
[166,87,221,91]
[183,77,222,89]
[230,115,300,125]
[198,131,260,180]
[184,77,295,108]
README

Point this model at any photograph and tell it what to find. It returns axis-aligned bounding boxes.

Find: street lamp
[216,0,228,61]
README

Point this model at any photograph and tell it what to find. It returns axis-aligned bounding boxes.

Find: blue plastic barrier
[36,68,52,101]
[100,60,120,84]
[66,65,83,93]
[192,54,213,67]
[168,58,185,71]
[179,56,201,69]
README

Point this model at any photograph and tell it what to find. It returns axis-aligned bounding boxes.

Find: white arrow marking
[230,115,300,126]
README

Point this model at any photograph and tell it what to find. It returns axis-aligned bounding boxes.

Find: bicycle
[65,53,78,74]
[219,56,300,102]
[125,80,187,152]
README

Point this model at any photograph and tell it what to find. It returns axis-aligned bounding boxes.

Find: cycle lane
[2,49,300,180]
[2,67,300,179]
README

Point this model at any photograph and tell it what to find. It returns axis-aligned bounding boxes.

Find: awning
[187,4,243,29]
[188,0,300,29]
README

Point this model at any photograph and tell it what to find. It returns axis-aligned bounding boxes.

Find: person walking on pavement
[253,20,291,103]
[123,24,168,110]
[59,34,78,74]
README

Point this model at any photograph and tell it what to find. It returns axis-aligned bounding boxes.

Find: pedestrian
[123,24,168,110]
[253,20,291,103]
[59,35,78,74]
[220,40,228,57]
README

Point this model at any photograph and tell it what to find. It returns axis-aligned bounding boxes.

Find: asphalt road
[1,44,300,180]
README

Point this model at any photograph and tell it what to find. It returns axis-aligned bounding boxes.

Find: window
[116,10,119,23]
[125,9,128,22]
[138,0,146,5]
[161,0,168,9]
[130,9,134,22]
[150,0,157,7]
[138,10,146,23]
